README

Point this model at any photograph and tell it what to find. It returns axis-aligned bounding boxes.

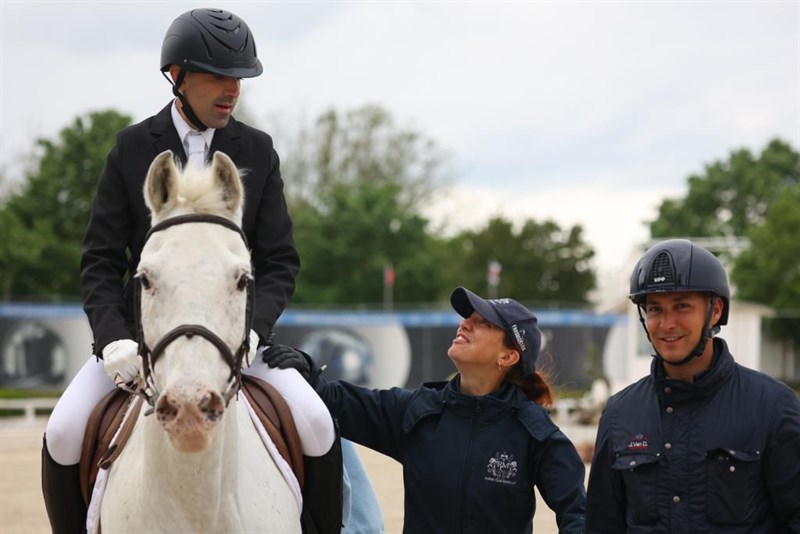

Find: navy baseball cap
[450,286,542,374]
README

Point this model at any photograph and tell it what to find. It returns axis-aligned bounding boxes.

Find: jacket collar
[653,337,735,404]
[151,103,182,157]
[403,376,557,440]
[208,112,242,161]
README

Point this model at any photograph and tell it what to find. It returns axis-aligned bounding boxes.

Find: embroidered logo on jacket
[485,452,518,485]
[627,433,650,450]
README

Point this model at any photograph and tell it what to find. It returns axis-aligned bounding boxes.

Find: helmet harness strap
[161,69,209,132]
[637,294,718,367]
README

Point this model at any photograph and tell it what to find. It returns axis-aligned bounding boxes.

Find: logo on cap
[511,325,526,351]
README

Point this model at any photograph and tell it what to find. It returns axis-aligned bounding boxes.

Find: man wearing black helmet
[586,239,800,532]
[41,8,346,533]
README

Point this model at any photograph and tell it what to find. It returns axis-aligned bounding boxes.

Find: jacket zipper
[456,399,481,533]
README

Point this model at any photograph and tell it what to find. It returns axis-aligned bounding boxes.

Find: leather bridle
[131,213,255,411]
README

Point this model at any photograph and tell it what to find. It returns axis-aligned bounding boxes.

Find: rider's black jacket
[314,374,586,533]
[586,338,800,533]
[80,103,299,356]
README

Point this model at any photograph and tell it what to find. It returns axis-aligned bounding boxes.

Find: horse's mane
[156,163,245,224]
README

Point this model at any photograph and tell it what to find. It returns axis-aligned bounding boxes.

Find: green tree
[649,138,800,346]
[443,217,596,306]
[282,104,450,208]
[0,110,132,299]
[732,184,800,344]
[650,138,799,240]
[281,105,451,306]
[292,180,445,306]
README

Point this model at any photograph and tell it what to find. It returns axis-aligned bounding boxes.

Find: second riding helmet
[160,8,263,78]
[629,238,730,326]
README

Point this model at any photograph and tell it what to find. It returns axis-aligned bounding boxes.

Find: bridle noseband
[130,213,255,411]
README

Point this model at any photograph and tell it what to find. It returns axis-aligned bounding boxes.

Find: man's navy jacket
[587,338,800,533]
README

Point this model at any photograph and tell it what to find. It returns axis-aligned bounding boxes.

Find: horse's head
[137,150,252,453]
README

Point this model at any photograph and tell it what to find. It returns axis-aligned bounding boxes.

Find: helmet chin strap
[636,295,718,367]
[161,69,208,132]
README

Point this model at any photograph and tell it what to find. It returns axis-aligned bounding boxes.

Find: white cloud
[1,1,797,290]
[422,181,683,274]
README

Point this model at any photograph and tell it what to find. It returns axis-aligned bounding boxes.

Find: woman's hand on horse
[262,344,316,382]
[102,339,141,386]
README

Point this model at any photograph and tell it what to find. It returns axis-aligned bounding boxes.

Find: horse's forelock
[152,164,243,225]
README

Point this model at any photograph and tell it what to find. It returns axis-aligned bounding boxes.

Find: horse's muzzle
[156,385,226,453]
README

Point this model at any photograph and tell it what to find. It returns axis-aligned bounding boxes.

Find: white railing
[0,397,58,422]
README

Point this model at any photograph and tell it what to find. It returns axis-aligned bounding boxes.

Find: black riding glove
[262,344,317,382]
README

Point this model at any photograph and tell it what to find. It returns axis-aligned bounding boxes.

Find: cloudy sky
[2,1,798,286]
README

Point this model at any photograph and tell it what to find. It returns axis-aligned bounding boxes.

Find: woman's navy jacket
[315,375,586,533]
[586,338,800,533]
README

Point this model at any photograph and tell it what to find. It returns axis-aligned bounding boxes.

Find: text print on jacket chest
[627,433,650,451]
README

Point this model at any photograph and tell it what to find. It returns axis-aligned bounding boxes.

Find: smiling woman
[263,286,587,533]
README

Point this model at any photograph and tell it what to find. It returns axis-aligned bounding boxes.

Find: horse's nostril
[198,391,225,422]
[156,394,179,423]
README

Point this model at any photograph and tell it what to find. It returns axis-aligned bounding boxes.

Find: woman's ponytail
[505,365,554,407]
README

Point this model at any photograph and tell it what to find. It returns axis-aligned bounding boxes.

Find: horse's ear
[210,151,243,216]
[144,150,179,216]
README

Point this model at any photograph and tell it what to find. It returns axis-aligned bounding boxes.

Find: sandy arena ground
[1,417,593,533]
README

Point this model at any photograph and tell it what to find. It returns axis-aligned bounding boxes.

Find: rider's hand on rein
[102,339,142,386]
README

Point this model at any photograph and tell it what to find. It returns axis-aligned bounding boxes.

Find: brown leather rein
[130,213,255,412]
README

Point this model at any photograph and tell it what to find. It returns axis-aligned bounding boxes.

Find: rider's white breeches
[249,346,335,457]
[45,356,116,465]
[45,354,336,465]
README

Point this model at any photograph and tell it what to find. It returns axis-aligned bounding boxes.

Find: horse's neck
[103,396,302,533]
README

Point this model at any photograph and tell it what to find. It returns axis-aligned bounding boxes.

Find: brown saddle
[79,375,305,506]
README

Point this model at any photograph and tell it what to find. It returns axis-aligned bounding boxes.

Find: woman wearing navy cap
[264,286,586,533]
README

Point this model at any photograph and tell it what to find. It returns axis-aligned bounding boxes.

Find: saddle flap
[79,377,305,507]
[79,388,135,506]
[241,375,305,489]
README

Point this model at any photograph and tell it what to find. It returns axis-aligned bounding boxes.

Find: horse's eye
[136,272,151,290]
[236,273,252,291]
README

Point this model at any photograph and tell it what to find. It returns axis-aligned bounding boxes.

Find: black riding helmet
[629,239,730,366]
[161,8,263,78]
[160,8,263,130]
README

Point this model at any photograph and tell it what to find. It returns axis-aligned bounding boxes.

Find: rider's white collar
[170,101,215,157]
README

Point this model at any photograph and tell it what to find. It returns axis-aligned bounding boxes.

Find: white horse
[98,150,302,533]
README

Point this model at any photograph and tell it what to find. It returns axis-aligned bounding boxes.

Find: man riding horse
[42,8,364,533]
